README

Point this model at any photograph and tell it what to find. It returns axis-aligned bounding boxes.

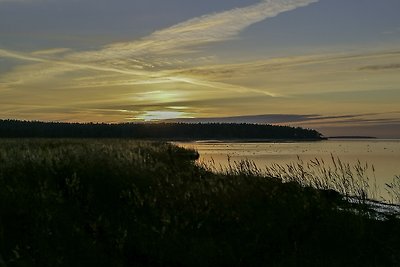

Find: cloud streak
[359,63,400,71]
[165,112,400,128]
[84,0,318,61]
[1,0,342,123]
[0,0,319,102]
[1,0,318,75]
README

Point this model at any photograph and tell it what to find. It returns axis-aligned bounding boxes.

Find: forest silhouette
[0,120,323,140]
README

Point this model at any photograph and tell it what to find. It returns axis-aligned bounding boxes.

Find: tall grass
[0,139,399,267]
[200,155,381,203]
[265,155,380,202]
[386,175,400,204]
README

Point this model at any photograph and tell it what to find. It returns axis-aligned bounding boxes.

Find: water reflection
[177,140,400,201]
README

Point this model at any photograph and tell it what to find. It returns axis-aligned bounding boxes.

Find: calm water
[177,140,400,200]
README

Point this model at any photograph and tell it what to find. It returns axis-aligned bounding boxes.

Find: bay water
[177,139,400,201]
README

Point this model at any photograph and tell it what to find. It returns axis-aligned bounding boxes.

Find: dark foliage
[0,120,323,140]
[0,140,398,267]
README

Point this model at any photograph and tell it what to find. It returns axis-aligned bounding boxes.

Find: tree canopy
[0,120,324,140]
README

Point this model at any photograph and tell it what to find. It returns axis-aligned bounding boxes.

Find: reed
[386,175,400,204]
[0,139,399,267]
[200,154,382,203]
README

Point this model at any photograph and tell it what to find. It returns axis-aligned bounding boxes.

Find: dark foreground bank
[0,139,399,267]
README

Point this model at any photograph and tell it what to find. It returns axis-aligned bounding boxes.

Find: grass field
[0,139,399,266]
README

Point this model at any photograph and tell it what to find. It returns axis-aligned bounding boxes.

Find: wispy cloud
[31,48,72,56]
[176,50,400,79]
[382,27,400,35]
[359,63,400,71]
[0,0,318,79]
[166,112,400,129]
[79,0,318,61]
[0,0,329,122]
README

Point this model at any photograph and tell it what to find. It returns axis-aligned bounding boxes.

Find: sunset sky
[1,0,400,137]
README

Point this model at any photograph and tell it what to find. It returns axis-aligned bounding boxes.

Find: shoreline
[174,138,327,143]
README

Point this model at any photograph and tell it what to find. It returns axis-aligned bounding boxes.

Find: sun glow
[135,111,193,121]
[136,91,184,103]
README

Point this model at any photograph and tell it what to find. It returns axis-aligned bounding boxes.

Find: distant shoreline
[176,138,327,143]
[328,136,377,139]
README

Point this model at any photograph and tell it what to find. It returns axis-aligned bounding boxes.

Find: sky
[0,0,400,137]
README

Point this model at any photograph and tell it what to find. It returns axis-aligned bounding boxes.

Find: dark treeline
[0,119,323,140]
